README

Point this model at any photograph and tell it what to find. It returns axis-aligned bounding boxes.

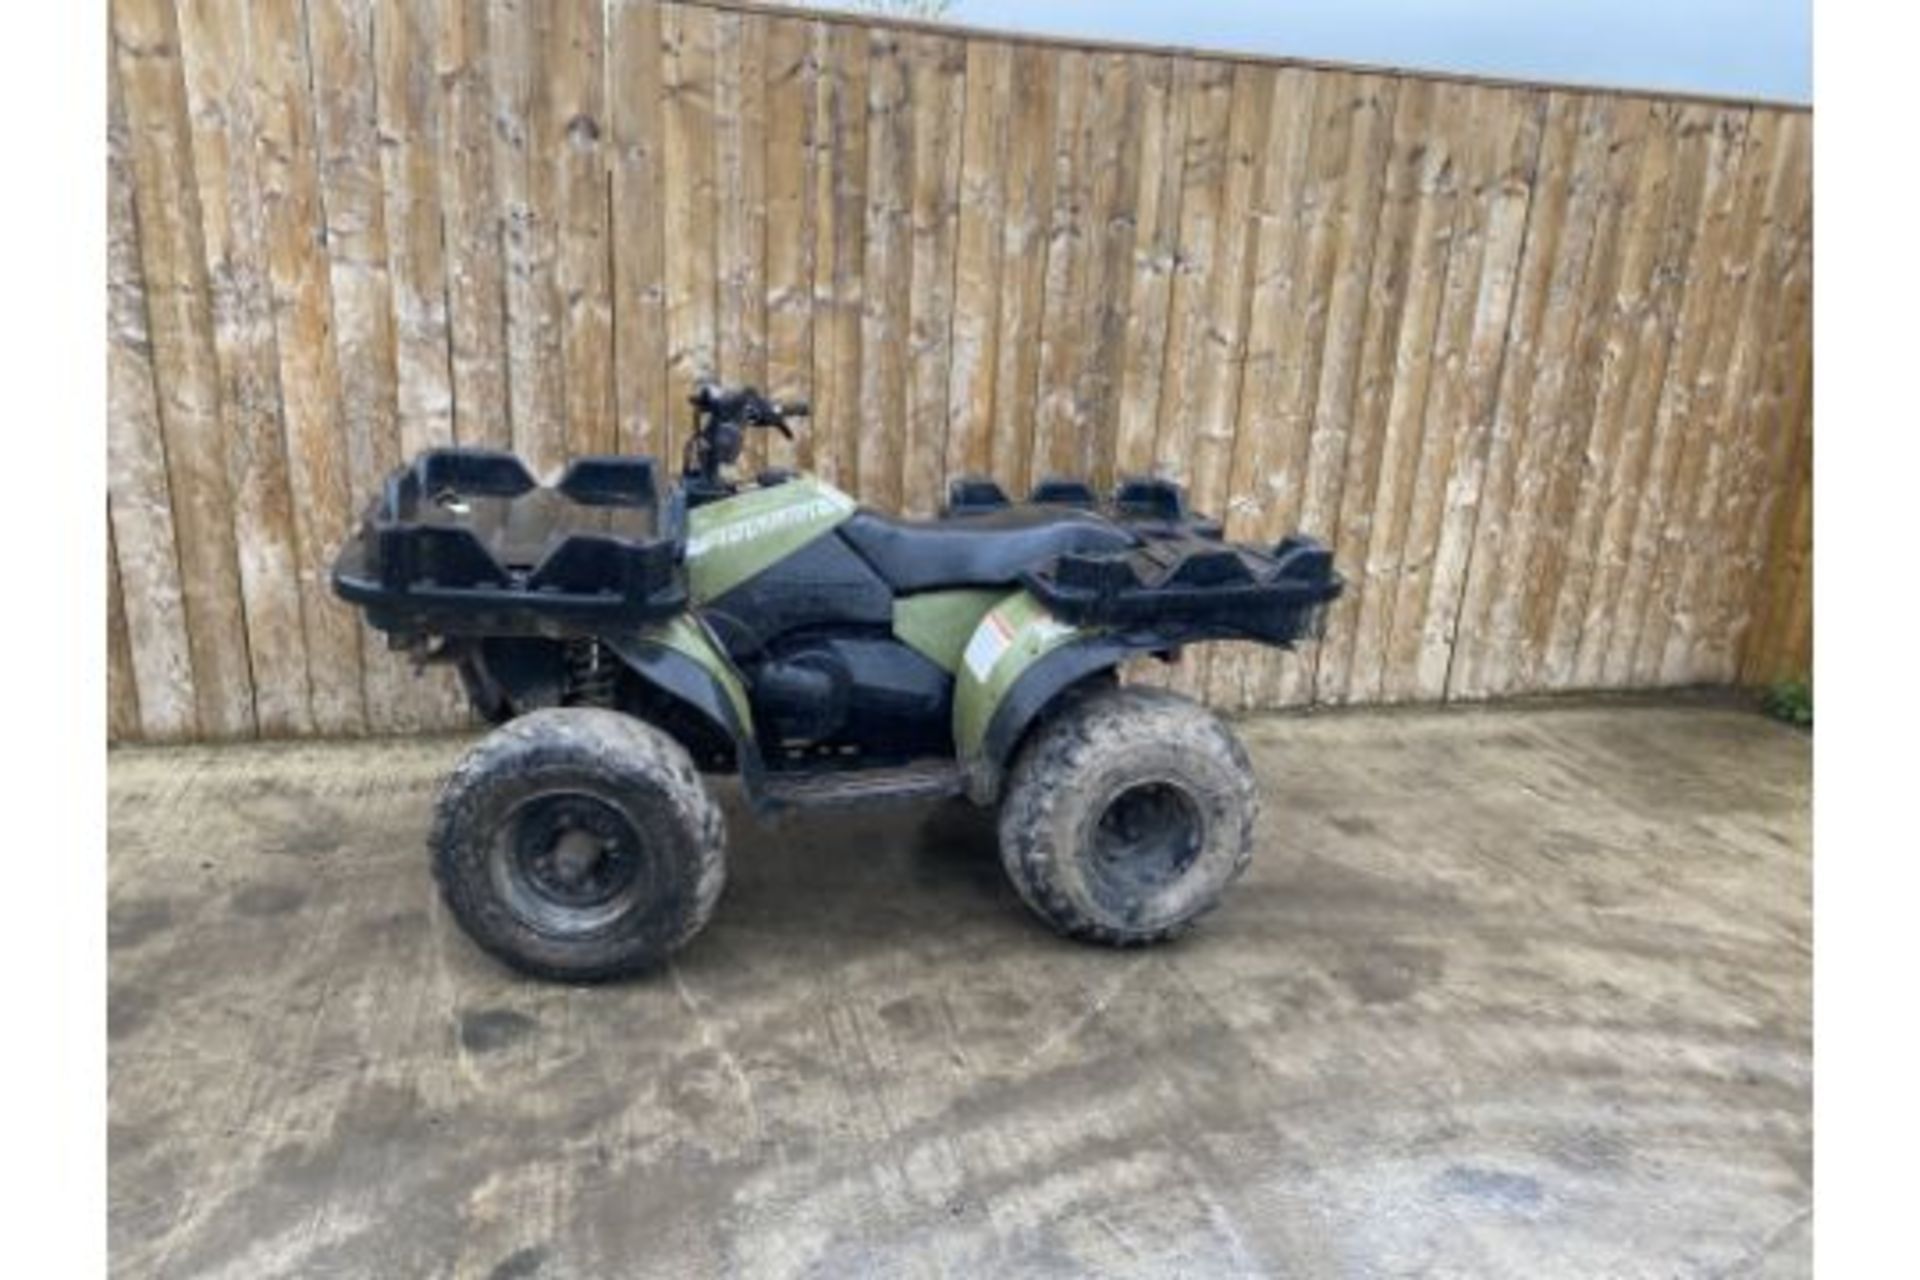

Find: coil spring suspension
[562,639,617,708]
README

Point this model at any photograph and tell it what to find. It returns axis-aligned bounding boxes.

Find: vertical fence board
[609,0,671,456]
[1078,54,1149,491]
[764,15,818,471]
[943,40,1011,483]
[1778,507,1812,677]
[857,27,913,510]
[1273,74,1400,707]
[1176,64,1273,698]
[377,0,474,729]
[984,43,1057,490]
[1148,59,1234,489]
[1317,79,1447,705]
[312,0,462,731]
[1541,98,1684,689]
[1730,118,1814,682]
[488,0,567,474]
[1685,112,1812,681]
[1031,51,1094,491]
[111,0,257,738]
[714,8,768,471]
[901,32,966,514]
[1516,99,1655,692]
[1141,57,1235,697]
[248,0,369,734]
[810,20,869,490]
[108,55,199,741]
[551,0,615,459]
[1605,108,1755,684]
[437,0,511,450]
[1186,65,1273,533]
[1205,68,1318,709]
[1571,103,1719,687]
[1405,89,1545,700]
[1472,95,1623,698]
[1448,92,1582,700]
[109,519,143,743]
[1643,111,1779,685]
[176,0,312,736]
[661,1,719,472]
[1742,372,1813,683]
[1112,55,1186,481]
[107,2,1813,742]
[375,0,456,462]
[1368,84,1481,706]
[1230,72,1358,706]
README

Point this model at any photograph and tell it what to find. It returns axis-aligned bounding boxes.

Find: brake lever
[753,396,802,440]
[769,398,806,440]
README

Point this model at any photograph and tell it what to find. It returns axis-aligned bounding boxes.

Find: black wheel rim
[489,792,654,936]
[1089,780,1204,900]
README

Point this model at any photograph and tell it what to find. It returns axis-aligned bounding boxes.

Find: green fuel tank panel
[684,476,859,602]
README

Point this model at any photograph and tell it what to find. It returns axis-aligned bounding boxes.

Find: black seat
[838,506,1139,593]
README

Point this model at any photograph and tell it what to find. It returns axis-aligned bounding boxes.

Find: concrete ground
[108,699,1811,1279]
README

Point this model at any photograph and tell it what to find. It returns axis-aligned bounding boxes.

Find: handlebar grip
[778,398,810,419]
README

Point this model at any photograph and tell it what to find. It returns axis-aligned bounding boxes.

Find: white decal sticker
[963,609,1018,681]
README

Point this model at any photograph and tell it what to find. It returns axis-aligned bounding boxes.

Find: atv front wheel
[998,686,1257,945]
[430,708,726,981]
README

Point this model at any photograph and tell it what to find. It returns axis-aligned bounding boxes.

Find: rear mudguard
[953,590,1158,804]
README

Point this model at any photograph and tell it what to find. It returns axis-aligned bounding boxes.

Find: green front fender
[601,615,757,766]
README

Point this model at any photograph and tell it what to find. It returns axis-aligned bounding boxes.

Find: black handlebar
[689,381,809,437]
[683,381,810,490]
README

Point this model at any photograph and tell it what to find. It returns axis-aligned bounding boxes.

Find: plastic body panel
[892,589,1004,672]
[685,476,857,601]
[951,591,1089,766]
[702,532,893,659]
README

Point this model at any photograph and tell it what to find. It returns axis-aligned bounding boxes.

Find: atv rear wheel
[431,708,726,981]
[997,685,1256,945]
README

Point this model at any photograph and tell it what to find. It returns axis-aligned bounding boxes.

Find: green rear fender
[953,591,1138,802]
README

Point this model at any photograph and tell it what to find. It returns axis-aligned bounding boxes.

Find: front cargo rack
[332,448,687,639]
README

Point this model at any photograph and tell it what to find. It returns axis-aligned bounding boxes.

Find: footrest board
[757,760,965,811]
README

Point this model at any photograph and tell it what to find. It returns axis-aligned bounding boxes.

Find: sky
[814,0,1811,103]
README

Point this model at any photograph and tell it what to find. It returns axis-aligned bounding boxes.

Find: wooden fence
[106,0,1813,742]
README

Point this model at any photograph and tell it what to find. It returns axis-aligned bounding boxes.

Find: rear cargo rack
[332,448,687,638]
[935,470,1335,644]
[1022,533,1341,646]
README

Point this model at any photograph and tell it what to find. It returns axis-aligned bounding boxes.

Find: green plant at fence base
[1762,679,1812,727]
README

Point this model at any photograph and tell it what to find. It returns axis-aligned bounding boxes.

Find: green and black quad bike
[334,382,1341,980]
